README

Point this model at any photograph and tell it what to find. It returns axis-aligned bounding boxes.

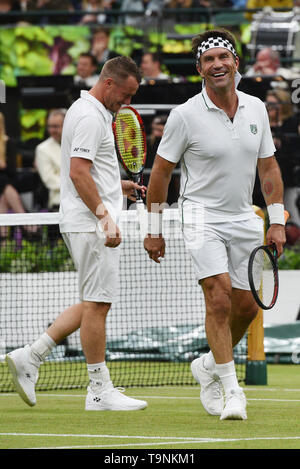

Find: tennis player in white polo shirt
[6,56,148,411]
[144,29,286,420]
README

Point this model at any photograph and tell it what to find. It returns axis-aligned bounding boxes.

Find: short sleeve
[71,115,103,161]
[156,109,189,164]
[258,103,276,159]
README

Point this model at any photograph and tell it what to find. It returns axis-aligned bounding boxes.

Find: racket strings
[114,111,145,174]
[252,248,276,307]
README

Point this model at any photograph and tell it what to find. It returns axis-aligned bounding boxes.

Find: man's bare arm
[257,156,284,206]
[144,154,176,263]
[146,155,176,211]
[257,156,286,255]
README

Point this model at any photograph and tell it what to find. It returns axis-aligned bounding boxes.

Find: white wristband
[267,203,285,225]
[148,212,162,235]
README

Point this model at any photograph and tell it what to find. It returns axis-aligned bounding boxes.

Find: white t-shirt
[157,88,276,222]
[59,90,123,233]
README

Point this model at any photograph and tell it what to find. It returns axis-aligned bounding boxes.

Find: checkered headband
[197,37,237,61]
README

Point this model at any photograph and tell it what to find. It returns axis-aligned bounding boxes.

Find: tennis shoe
[85,382,148,411]
[220,387,247,420]
[191,355,223,416]
[5,345,39,407]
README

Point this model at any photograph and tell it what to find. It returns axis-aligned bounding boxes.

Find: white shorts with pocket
[181,215,264,290]
[62,232,120,303]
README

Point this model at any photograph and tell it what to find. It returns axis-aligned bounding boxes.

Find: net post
[245,205,268,385]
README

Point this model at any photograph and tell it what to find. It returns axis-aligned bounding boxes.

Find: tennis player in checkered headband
[194,32,242,88]
[144,28,286,421]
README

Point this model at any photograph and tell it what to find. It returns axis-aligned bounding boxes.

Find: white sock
[87,362,111,387]
[203,351,216,371]
[215,360,240,396]
[31,333,56,362]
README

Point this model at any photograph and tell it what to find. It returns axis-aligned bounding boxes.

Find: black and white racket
[248,210,289,310]
[112,106,147,237]
[248,243,279,310]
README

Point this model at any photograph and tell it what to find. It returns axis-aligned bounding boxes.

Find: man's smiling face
[197,47,239,92]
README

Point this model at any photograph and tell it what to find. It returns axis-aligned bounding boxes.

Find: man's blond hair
[100,56,141,84]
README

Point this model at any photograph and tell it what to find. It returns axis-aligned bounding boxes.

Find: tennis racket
[112,106,147,238]
[248,210,289,310]
[248,244,279,310]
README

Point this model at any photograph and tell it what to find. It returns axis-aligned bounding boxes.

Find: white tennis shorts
[62,232,120,303]
[182,216,264,290]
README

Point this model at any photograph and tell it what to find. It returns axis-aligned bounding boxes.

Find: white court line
[2,432,300,442]
[2,393,300,402]
[32,441,219,449]
[32,437,300,449]
[1,433,300,450]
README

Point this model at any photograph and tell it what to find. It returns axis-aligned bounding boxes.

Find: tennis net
[0,209,247,391]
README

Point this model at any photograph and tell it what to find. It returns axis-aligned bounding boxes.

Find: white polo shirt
[59,90,123,233]
[157,87,276,222]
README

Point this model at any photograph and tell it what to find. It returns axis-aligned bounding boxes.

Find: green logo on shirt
[250,124,257,134]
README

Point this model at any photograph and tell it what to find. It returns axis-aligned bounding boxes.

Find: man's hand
[121,180,147,201]
[144,235,165,263]
[266,224,286,257]
[100,213,122,248]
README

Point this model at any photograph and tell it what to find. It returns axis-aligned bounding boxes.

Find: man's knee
[201,274,232,320]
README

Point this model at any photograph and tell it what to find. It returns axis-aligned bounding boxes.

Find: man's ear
[235,55,240,71]
[196,62,204,78]
[105,77,114,88]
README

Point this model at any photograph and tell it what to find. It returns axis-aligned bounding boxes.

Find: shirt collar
[201,87,246,111]
[80,90,112,122]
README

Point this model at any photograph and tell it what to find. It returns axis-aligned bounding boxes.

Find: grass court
[0,364,300,450]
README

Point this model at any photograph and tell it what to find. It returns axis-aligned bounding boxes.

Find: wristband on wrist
[267,203,285,225]
[148,212,162,236]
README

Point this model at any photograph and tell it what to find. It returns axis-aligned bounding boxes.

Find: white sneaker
[191,355,224,416]
[85,383,148,411]
[220,387,247,420]
[5,345,39,407]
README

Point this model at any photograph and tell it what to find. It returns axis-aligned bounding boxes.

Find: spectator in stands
[230,0,247,6]
[266,88,300,225]
[0,112,38,238]
[245,0,293,21]
[244,47,298,80]
[0,0,20,24]
[73,52,99,88]
[24,0,73,24]
[146,114,168,168]
[140,52,169,83]
[144,0,166,15]
[120,0,144,26]
[90,27,118,66]
[80,0,115,24]
[166,0,196,22]
[190,0,212,22]
[34,109,66,211]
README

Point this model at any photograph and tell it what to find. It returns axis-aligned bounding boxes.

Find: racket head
[248,244,279,310]
[112,106,147,179]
